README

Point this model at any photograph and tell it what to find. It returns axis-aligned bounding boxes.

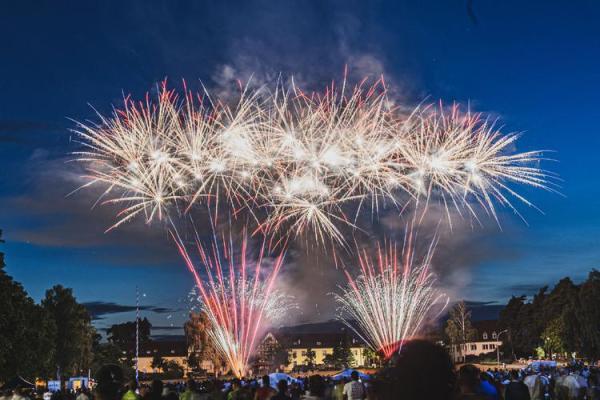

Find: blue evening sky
[1,1,599,335]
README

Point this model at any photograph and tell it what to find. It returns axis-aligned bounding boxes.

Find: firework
[334,232,447,358]
[173,228,291,378]
[73,78,555,243]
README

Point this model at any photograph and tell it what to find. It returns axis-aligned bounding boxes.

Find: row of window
[482,332,498,340]
[468,343,496,351]
[292,349,362,358]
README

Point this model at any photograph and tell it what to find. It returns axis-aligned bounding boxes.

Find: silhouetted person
[271,381,290,400]
[371,340,456,400]
[456,365,486,400]
[254,376,275,400]
[302,376,325,400]
[94,365,124,400]
[143,380,163,400]
[505,370,530,400]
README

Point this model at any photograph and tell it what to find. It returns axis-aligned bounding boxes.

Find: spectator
[227,380,242,400]
[254,376,275,400]
[180,380,199,400]
[302,376,325,400]
[372,340,456,400]
[456,365,486,400]
[94,365,124,400]
[342,372,365,400]
[144,380,163,400]
[271,381,290,400]
[122,380,140,400]
[504,370,531,400]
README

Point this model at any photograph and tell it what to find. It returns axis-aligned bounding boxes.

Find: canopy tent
[529,360,557,371]
[267,373,300,389]
[331,369,370,381]
[1,376,36,391]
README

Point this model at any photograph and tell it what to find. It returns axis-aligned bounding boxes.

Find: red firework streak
[173,229,286,378]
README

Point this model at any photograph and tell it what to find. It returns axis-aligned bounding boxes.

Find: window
[482,332,488,340]
[316,341,322,346]
[301,351,306,357]
[483,344,489,350]
[492,332,497,339]
[470,344,477,351]
[292,352,297,359]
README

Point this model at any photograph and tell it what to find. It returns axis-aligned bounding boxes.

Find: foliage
[184,311,225,372]
[362,347,378,367]
[323,354,335,369]
[151,353,164,370]
[42,285,97,378]
[444,301,476,361]
[107,318,152,351]
[541,317,566,357]
[331,334,355,369]
[161,360,184,379]
[305,348,316,368]
[499,270,600,360]
[0,230,56,381]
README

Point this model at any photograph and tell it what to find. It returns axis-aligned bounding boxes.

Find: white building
[450,320,504,363]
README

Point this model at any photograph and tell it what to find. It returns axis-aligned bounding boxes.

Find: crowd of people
[2,341,600,400]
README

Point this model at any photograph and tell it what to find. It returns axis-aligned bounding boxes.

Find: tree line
[444,270,600,362]
[0,230,146,383]
[499,270,600,360]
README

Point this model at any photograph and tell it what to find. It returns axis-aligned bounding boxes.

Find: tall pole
[135,286,139,384]
[497,330,508,366]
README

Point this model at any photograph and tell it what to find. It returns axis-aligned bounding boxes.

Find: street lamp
[497,330,508,366]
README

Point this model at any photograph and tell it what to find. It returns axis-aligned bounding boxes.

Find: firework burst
[334,231,448,359]
[173,228,291,378]
[72,77,555,244]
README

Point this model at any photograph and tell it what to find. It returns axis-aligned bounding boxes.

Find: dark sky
[1,1,599,336]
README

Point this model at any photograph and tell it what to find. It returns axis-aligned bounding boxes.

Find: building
[285,332,367,369]
[125,339,190,376]
[255,321,370,372]
[449,320,504,362]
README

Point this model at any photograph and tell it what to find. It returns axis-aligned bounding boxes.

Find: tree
[107,318,152,351]
[0,230,56,381]
[305,348,316,368]
[445,301,476,362]
[332,334,355,369]
[323,354,335,369]
[42,285,96,378]
[362,347,378,367]
[541,317,566,359]
[161,360,184,379]
[185,312,225,372]
[151,354,164,371]
[577,270,600,359]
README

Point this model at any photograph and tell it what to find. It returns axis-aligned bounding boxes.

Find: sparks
[73,78,556,243]
[172,228,291,378]
[334,231,448,359]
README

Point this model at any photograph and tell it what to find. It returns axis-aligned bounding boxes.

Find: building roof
[263,321,367,348]
[471,320,503,343]
[126,340,188,357]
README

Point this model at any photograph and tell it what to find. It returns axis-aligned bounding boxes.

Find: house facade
[449,320,504,362]
[255,326,370,372]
